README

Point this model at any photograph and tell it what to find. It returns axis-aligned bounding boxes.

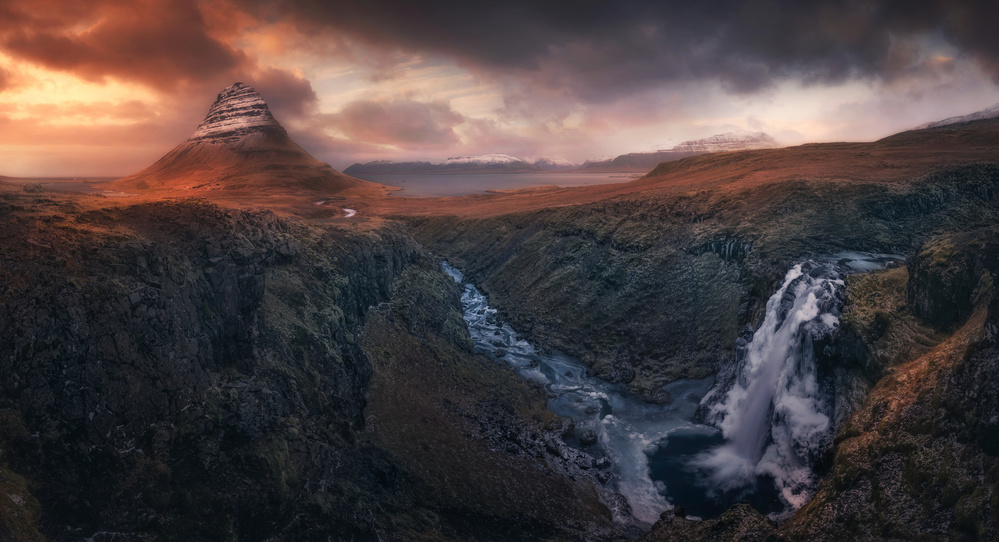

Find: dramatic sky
[1,0,998,176]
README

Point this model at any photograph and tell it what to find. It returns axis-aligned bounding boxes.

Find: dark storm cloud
[238,0,999,98]
[246,68,318,121]
[0,0,322,129]
[0,0,245,89]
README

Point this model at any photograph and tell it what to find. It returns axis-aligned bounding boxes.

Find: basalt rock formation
[778,228,999,541]
[9,92,999,542]
[399,116,999,540]
[0,188,615,541]
[107,83,387,197]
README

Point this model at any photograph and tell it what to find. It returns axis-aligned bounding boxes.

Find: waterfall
[442,252,903,523]
[442,261,716,526]
[694,261,846,511]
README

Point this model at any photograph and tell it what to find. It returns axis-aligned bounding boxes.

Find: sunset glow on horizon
[1,0,998,177]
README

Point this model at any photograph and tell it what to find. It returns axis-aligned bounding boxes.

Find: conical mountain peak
[190,82,284,143]
[105,82,390,197]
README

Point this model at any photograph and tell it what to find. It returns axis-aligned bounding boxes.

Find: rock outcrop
[406,163,999,397]
[779,228,999,541]
[0,190,618,540]
[188,83,284,144]
[907,226,999,329]
[640,504,775,541]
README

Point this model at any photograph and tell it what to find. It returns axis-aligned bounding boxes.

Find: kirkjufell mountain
[108,83,388,196]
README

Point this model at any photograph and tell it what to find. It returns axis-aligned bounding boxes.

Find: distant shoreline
[360,172,645,198]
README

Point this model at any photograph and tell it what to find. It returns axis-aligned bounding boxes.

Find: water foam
[443,262,713,525]
[694,257,874,514]
[443,252,902,523]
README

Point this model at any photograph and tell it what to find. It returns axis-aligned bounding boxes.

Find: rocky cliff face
[405,160,999,540]
[0,198,420,539]
[777,228,999,541]
[407,164,999,398]
[189,82,285,144]
[907,228,999,329]
[637,231,999,540]
[0,188,614,540]
[360,261,617,540]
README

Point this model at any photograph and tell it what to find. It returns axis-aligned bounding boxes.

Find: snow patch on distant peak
[645,139,678,153]
[915,103,999,130]
[671,131,782,153]
[533,157,578,170]
[443,154,525,165]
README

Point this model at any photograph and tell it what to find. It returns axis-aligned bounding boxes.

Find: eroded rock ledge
[0,195,616,541]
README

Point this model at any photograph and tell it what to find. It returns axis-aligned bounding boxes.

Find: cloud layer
[328,99,463,148]
[237,0,999,97]
[0,0,996,175]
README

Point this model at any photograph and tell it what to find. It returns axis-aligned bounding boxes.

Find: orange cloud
[0,65,11,91]
[0,0,334,176]
[0,0,245,89]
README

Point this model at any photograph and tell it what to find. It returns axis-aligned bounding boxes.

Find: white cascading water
[694,262,843,511]
[442,262,714,526]
[443,252,903,524]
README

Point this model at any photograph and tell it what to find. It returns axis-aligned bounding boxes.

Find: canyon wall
[0,192,612,541]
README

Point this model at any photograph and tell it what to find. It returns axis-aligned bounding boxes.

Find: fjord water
[360,172,639,197]
[443,252,902,525]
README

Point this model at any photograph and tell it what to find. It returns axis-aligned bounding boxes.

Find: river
[443,251,904,526]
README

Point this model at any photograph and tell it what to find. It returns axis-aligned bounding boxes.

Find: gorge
[444,252,904,529]
[3,83,999,541]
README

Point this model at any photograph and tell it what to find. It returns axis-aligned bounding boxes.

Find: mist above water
[694,262,843,512]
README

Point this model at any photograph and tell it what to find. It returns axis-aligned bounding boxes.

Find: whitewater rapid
[696,262,842,511]
[443,262,712,525]
[443,252,902,524]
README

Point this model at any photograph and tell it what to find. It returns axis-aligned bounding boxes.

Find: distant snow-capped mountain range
[342,104,999,179]
[344,131,782,176]
[915,103,999,130]
[670,130,781,153]
[442,154,524,165]
[580,131,781,172]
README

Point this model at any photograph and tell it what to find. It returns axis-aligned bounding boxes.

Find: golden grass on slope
[358,119,999,219]
[102,129,395,200]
